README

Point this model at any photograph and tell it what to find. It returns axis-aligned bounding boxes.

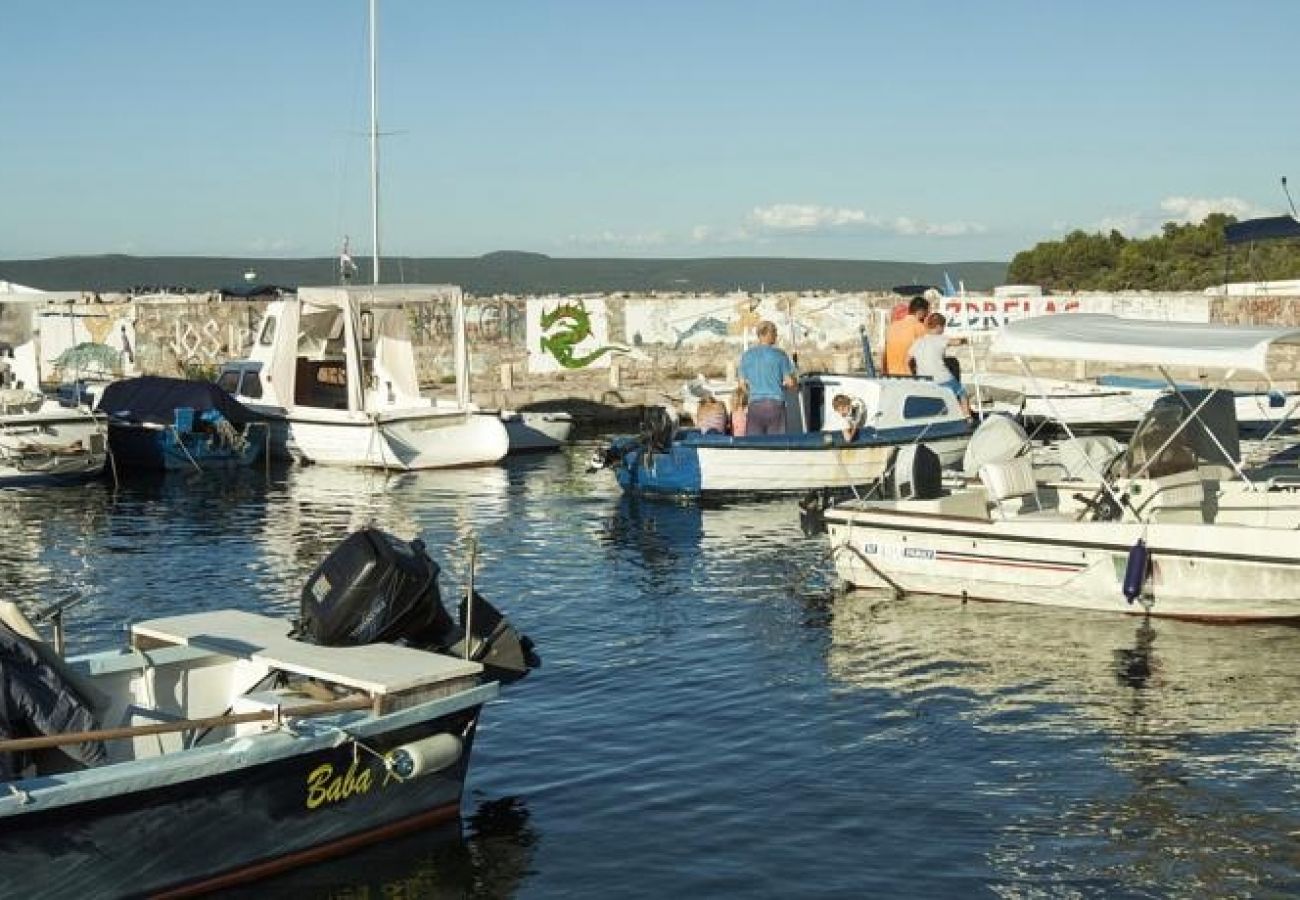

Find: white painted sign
[527,295,625,374]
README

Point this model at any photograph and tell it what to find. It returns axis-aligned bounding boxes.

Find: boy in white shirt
[825,393,865,441]
[907,312,971,418]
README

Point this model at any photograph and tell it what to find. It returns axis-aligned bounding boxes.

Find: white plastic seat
[978,455,1040,517]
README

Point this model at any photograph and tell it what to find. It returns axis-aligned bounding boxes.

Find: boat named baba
[0,527,538,897]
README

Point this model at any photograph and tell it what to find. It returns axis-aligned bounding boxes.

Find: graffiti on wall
[938,294,1210,333]
[623,293,878,350]
[528,296,625,373]
[407,298,526,346]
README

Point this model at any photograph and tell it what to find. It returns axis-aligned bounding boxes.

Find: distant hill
[1,253,1008,295]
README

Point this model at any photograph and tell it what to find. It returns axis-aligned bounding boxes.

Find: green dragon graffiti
[539,300,626,369]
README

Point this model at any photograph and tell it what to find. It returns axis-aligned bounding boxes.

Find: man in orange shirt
[882,296,930,375]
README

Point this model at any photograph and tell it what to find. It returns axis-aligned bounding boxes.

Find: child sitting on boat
[729,384,749,436]
[825,393,865,441]
[695,395,729,434]
[907,313,971,418]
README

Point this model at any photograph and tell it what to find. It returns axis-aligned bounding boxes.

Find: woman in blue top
[737,321,797,435]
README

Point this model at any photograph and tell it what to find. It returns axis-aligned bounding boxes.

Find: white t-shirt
[908,334,953,382]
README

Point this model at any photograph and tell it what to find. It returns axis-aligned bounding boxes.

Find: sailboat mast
[369,0,381,284]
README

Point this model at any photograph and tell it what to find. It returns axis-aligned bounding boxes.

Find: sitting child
[825,393,865,441]
[728,384,749,437]
[695,395,729,434]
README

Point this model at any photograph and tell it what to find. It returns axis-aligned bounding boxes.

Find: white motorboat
[968,369,1300,436]
[0,310,107,485]
[219,285,508,470]
[592,372,971,498]
[824,314,1300,621]
[501,409,574,452]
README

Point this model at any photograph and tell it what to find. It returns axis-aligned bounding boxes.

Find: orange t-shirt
[883,317,928,375]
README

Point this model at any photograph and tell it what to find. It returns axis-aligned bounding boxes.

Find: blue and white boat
[591,373,971,498]
[97,376,268,472]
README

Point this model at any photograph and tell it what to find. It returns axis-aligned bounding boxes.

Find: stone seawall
[22,291,1300,425]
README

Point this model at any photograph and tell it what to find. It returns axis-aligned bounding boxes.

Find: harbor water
[15,437,1300,898]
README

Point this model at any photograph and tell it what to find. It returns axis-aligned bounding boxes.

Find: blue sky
[5,0,1298,263]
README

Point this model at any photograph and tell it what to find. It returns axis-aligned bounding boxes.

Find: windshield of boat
[1118,404,1199,479]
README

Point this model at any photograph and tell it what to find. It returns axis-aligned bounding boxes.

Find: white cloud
[1092,195,1275,239]
[747,203,868,232]
[744,203,984,239]
[561,230,669,250]
[1159,195,1271,223]
[890,216,986,237]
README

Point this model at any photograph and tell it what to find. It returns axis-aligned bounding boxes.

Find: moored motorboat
[97,375,268,471]
[218,284,509,470]
[591,372,971,498]
[824,314,1300,621]
[0,332,107,486]
[0,527,537,897]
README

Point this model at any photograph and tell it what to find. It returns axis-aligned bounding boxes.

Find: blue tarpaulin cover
[1224,215,1300,245]
[97,376,255,427]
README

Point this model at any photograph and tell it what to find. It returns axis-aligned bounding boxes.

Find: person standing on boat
[882,296,930,375]
[907,312,971,418]
[738,320,797,435]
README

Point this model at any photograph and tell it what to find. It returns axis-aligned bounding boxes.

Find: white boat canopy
[990,314,1300,375]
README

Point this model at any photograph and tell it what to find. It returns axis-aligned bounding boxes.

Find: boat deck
[131,610,481,695]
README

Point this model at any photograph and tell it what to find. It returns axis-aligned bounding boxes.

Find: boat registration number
[861,541,934,561]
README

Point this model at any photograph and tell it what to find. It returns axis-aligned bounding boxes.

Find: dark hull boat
[97,376,268,471]
[0,528,537,897]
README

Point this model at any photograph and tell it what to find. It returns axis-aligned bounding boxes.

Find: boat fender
[1122,538,1150,604]
[385,733,462,780]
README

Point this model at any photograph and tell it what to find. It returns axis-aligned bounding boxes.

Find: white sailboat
[221,284,507,469]
[220,1,507,469]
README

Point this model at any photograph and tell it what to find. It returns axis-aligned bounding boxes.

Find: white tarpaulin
[990,314,1300,375]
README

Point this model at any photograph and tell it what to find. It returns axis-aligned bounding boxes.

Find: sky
[5,0,1299,264]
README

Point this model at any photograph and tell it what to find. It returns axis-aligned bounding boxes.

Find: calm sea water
[16,440,1300,898]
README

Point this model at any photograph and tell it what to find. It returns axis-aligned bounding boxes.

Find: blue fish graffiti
[672,316,729,349]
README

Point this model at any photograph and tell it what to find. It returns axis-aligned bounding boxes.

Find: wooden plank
[130,610,481,694]
[0,695,373,753]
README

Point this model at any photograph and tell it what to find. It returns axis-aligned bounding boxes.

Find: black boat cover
[0,623,106,779]
[1224,215,1300,245]
[97,376,255,427]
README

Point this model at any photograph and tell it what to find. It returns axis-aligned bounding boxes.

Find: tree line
[1006,213,1300,291]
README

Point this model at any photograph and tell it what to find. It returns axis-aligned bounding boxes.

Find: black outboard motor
[297,528,455,648]
[296,528,538,684]
[639,406,677,454]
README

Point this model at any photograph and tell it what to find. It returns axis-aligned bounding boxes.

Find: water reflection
[828,591,1300,895]
[827,591,1300,742]
[225,795,539,899]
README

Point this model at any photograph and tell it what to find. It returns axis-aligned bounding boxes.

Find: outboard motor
[297,528,455,648]
[639,405,678,454]
[296,528,538,684]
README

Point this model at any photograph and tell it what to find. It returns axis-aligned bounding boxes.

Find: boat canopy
[989,314,1300,375]
[98,376,256,426]
[297,284,462,308]
[1224,215,1300,245]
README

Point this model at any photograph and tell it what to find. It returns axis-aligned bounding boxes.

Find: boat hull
[245,405,508,469]
[503,411,574,453]
[615,431,968,498]
[0,697,485,898]
[826,506,1300,620]
[0,407,107,485]
[106,424,265,471]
